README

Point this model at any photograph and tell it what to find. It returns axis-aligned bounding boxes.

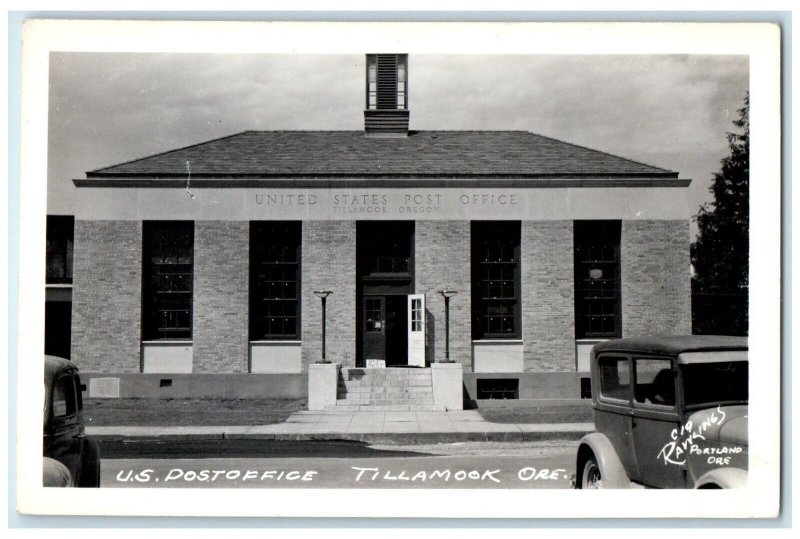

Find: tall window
[142,222,194,340]
[250,222,301,340]
[471,221,521,339]
[46,215,74,284]
[574,221,621,339]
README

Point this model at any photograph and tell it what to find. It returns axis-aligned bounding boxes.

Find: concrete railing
[308,363,342,410]
[431,362,463,411]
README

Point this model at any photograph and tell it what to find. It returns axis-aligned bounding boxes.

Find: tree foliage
[690,93,749,335]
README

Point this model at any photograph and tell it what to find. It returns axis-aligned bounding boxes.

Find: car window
[681,361,748,407]
[52,375,77,418]
[634,358,675,407]
[598,356,630,401]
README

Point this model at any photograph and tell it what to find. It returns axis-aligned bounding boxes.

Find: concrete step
[338,386,434,394]
[328,403,447,412]
[341,371,430,379]
[335,394,435,403]
[340,375,432,384]
[338,380,433,388]
[342,368,429,374]
[336,367,437,409]
[334,397,435,406]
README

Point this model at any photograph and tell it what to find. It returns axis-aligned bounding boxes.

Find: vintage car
[43,355,100,487]
[574,336,748,489]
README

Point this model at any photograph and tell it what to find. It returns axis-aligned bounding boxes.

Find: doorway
[363,295,408,366]
[356,221,414,367]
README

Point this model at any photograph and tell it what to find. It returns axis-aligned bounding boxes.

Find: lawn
[477,403,593,424]
[83,398,307,426]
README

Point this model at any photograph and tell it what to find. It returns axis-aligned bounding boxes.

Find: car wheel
[581,455,603,489]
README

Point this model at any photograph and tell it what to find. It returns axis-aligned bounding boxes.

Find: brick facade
[67,217,691,380]
[622,220,691,336]
[414,221,472,369]
[301,221,357,369]
[192,221,249,373]
[521,221,575,372]
[71,220,142,373]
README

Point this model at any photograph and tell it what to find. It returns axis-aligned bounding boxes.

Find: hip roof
[84,130,679,180]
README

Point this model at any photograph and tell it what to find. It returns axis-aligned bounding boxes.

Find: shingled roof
[84,130,677,181]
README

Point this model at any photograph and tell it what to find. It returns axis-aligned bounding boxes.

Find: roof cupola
[364,54,409,136]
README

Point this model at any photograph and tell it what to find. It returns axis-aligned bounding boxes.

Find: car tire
[78,438,101,488]
[581,455,604,489]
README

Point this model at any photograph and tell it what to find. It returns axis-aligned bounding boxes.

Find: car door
[631,356,686,488]
[594,354,637,478]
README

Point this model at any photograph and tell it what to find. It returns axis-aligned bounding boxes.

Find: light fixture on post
[313,291,333,363]
[438,290,458,363]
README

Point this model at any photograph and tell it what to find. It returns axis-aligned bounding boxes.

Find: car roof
[592,335,748,356]
[44,355,77,385]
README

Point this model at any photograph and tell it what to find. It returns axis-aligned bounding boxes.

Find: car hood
[686,405,748,446]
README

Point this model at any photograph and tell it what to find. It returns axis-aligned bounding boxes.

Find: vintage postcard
[15,20,781,518]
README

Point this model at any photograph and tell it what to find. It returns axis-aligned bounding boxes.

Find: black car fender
[77,437,101,488]
[575,432,632,488]
[43,457,73,487]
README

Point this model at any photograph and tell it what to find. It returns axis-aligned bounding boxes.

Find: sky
[47,53,749,239]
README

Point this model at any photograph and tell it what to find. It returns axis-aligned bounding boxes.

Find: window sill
[45,283,73,288]
[141,340,193,345]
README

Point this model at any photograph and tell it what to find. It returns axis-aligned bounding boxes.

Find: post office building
[63,54,692,406]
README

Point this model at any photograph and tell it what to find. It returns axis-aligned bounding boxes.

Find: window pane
[682,362,748,407]
[634,359,675,406]
[599,356,630,401]
[471,222,520,339]
[574,221,621,338]
[142,222,193,340]
[250,222,301,339]
[46,216,74,284]
[52,376,76,417]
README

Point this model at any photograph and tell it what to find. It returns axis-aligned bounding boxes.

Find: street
[100,439,577,489]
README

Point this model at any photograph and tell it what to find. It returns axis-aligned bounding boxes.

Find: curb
[90,429,591,444]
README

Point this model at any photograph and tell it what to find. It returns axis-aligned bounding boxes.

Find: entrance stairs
[330,367,445,412]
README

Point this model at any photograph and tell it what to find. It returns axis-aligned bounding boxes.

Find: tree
[690,93,749,335]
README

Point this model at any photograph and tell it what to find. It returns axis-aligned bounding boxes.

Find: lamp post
[313,291,333,363]
[438,290,458,363]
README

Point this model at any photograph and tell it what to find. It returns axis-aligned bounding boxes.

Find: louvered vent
[364,54,409,136]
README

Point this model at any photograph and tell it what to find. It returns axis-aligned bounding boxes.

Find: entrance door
[407,294,426,367]
[363,297,387,361]
[362,295,409,366]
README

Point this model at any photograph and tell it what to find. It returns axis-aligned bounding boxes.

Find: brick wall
[71,220,142,373]
[521,221,576,372]
[301,221,356,369]
[622,220,691,336]
[192,221,249,373]
[415,221,472,369]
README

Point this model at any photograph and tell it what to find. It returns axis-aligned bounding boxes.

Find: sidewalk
[87,409,594,444]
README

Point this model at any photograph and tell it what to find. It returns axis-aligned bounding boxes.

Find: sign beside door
[407,294,426,367]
